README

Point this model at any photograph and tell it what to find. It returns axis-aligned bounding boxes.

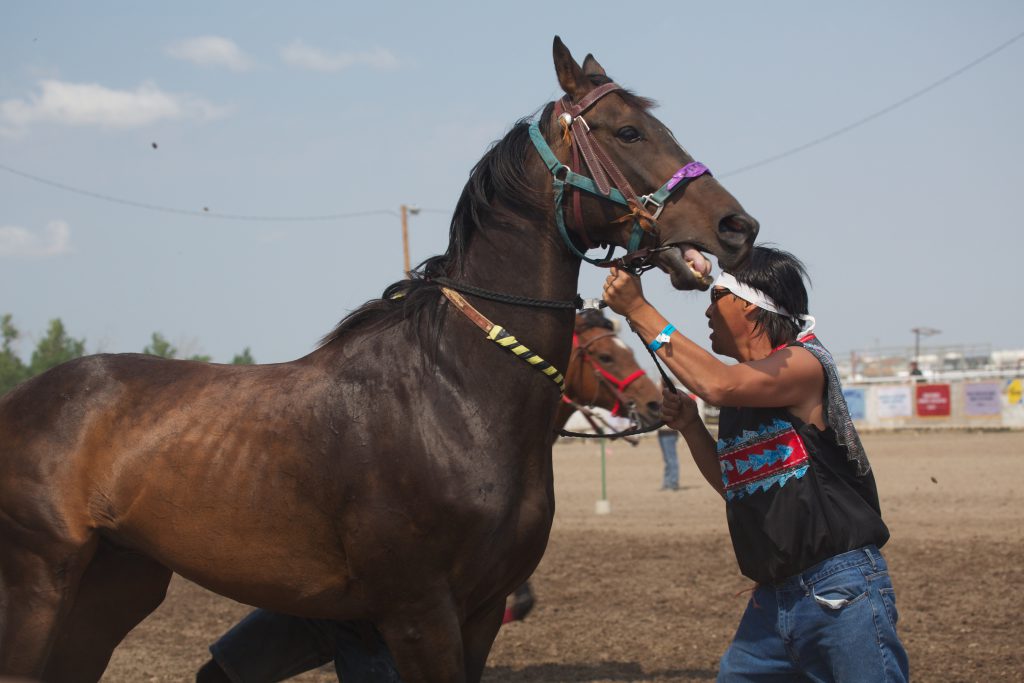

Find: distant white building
[838,342,1014,380]
[990,349,1024,370]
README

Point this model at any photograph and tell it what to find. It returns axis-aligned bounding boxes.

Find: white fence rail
[841,372,1023,430]
[569,373,1024,435]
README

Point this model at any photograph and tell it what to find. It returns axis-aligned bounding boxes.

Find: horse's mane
[319,78,655,355]
[317,103,557,354]
[576,308,614,333]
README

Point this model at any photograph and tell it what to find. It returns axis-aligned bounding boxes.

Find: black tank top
[717,340,889,584]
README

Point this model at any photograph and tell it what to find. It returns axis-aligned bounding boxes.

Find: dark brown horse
[0,38,757,682]
[190,307,657,680]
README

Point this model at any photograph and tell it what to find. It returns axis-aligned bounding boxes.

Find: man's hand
[661,388,700,431]
[602,267,648,318]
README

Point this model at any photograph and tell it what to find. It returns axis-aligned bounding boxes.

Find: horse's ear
[610,318,621,333]
[581,54,607,78]
[553,36,588,101]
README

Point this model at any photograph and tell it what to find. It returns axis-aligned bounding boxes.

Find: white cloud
[280,41,400,72]
[0,79,229,130]
[0,220,71,258]
[165,36,254,71]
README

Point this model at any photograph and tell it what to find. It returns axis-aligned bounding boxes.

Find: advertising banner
[875,386,912,418]
[965,382,1002,416]
[916,384,951,417]
[842,388,867,421]
[1006,378,1023,405]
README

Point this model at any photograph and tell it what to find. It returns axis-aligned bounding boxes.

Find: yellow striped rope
[440,287,565,393]
[487,325,565,392]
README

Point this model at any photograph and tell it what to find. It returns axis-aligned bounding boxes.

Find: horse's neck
[556,350,595,435]
[457,213,582,364]
[460,224,580,303]
[554,400,576,431]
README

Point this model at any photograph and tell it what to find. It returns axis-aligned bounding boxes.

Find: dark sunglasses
[710,287,732,304]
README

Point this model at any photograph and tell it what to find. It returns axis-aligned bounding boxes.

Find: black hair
[319,108,555,351]
[729,245,810,348]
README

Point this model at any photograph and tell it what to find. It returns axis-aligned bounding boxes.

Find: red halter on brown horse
[0,37,757,682]
[556,308,662,432]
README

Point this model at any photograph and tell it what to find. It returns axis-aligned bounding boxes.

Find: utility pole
[911,327,941,363]
[400,205,420,277]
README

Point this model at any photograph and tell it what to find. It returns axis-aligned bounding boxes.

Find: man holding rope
[603,246,909,682]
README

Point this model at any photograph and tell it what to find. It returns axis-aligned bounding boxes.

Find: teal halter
[528,94,711,268]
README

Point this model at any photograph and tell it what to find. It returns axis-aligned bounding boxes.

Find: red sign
[915,384,951,417]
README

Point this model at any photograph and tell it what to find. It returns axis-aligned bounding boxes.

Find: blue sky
[2,2,1021,366]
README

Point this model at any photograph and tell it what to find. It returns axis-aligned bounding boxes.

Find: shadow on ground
[486,661,715,682]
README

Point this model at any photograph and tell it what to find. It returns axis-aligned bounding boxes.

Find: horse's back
[0,353,318,539]
[0,352,236,475]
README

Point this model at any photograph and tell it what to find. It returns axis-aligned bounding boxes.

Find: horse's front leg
[377,594,465,683]
[0,536,96,678]
[461,598,507,683]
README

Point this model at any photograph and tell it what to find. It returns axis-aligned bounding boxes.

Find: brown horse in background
[556,308,662,432]
[0,37,757,682]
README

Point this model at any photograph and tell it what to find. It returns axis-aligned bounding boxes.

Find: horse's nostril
[718,214,760,246]
[647,401,662,415]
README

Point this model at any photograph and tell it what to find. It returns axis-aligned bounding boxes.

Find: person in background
[196,614,398,682]
[656,380,680,491]
[603,245,909,682]
[909,360,925,382]
[197,582,532,682]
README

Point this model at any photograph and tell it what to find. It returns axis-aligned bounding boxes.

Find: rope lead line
[440,287,565,392]
[486,324,566,391]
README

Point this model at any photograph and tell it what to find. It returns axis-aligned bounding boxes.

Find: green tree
[142,333,212,362]
[143,332,177,359]
[0,314,30,395]
[231,347,255,365]
[29,318,85,376]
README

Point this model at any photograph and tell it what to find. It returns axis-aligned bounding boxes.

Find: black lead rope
[638,325,679,396]
[430,276,580,310]
[557,420,665,440]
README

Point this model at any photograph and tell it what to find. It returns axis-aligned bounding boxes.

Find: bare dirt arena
[102,431,1023,682]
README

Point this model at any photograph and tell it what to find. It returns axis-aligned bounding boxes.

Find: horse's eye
[598,354,614,364]
[615,126,643,143]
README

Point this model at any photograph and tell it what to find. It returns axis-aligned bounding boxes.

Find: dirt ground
[101,431,1024,682]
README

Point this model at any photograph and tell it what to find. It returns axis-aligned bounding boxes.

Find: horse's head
[568,309,662,427]
[544,37,758,290]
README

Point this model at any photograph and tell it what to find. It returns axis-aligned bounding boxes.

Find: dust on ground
[102,431,1024,682]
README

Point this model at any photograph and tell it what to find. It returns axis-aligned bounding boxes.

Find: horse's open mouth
[652,244,715,291]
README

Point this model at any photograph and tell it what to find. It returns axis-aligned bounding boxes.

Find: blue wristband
[648,324,676,351]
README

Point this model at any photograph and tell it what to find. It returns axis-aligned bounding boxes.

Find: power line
[0,161,453,222]
[2,29,1020,217]
[0,162,399,222]
[720,28,1024,178]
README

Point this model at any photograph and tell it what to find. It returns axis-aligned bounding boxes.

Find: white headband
[713,272,816,335]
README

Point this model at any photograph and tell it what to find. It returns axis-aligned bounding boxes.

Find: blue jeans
[657,430,679,489]
[209,609,401,682]
[718,546,909,682]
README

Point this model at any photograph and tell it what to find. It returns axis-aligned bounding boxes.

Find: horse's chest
[435,458,554,552]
